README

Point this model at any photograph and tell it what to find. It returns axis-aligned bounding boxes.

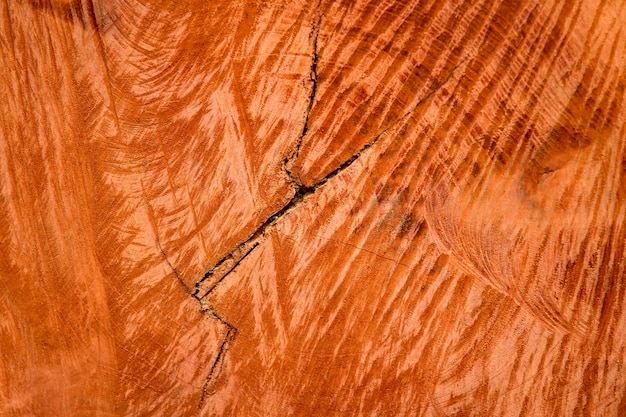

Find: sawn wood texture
[1,0,625,415]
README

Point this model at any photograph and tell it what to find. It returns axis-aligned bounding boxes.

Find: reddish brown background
[1,0,625,415]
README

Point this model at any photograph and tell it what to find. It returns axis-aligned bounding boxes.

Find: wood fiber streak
[1,0,625,415]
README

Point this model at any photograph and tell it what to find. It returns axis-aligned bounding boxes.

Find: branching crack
[188,21,466,406]
[194,10,325,406]
[194,0,324,299]
[159,57,465,409]
[194,59,466,299]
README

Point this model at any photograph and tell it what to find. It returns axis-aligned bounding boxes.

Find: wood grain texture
[1,0,625,415]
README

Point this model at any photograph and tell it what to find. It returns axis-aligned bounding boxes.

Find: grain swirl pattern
[1,0,625,415]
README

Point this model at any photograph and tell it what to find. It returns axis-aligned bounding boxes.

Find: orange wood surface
[1,0,625,415]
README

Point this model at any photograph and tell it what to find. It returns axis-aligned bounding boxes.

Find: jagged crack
[189,25,466,410]
[194,59,466,298]
[288,0,322,164]
[197,322,237,409]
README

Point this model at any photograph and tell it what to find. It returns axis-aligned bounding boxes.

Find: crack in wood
[157,57,465,409]
[193,58,466,299]
[197,322,237,409]
[288,0,322,163]
[162,12,467,408]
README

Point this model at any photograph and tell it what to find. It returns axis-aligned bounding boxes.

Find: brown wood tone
[1,0,625,415]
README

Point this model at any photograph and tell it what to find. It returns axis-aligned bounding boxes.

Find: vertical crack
[158,239,246,411]
[190,66,468,399]
[286,0,323,171]
[193,243,257,409]
[197,314,237,410]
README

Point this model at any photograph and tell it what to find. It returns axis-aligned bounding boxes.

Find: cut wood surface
[1,0,625,415]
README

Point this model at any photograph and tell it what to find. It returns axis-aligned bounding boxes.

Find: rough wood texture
[1,0,625,415]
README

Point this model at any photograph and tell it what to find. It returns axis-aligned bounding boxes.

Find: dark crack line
[197,323,237,409]
[196,242,260,299]
[158,237,245,410]
[194,9,323,402]
[287,0,322,165]
[194,60,465,296]
[193,186,308,295]
[195,277,242,408]
[192,29,465,411]
[194,2,323,297]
